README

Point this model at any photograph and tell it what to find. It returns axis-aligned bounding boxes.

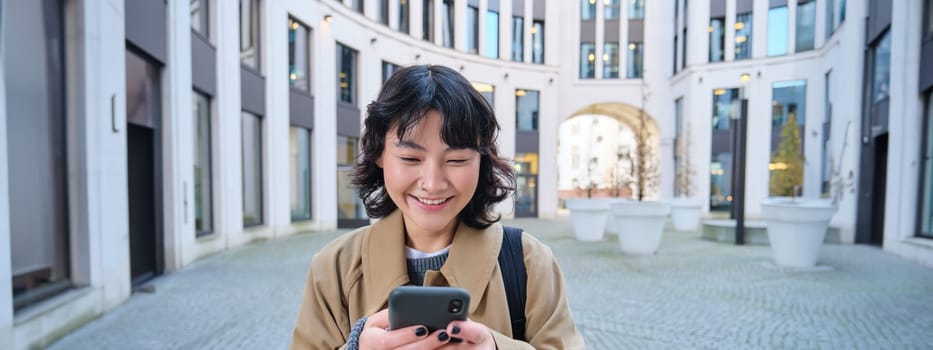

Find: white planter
[603,198,627,234]
[761,198,838,268]
[566,198,610,241]
[611,200,672,255]
[670,197,702,232]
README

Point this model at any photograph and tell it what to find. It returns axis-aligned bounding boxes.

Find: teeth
[418,197,448,205]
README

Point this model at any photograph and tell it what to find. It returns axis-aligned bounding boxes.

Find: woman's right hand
[359,309,452,349]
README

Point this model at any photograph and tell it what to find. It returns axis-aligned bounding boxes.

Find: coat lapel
[441,222,503,314]
[361,211,409,314]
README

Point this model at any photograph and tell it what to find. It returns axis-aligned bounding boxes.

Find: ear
[375,154,384,168]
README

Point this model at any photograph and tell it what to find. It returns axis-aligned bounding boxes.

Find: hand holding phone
[388,286,470,332]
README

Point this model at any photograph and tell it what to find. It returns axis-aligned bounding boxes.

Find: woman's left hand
[439,319,496,349]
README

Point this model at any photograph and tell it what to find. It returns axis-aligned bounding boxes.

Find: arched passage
[557,102,663,204]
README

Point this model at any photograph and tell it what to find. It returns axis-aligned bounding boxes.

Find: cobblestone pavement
[49,217,933,349]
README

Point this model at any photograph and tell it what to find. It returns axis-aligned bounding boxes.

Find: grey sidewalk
[49,218,933,349]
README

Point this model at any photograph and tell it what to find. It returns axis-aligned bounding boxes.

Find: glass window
[532,20,544,64]
[337,42,357,104]
[839,0,846,23]
[709,17,725,62]
[467,6,479,54]
[673,97,684,196]
[290,127,312,221]
[240,0,260,70]
[605,0,621,19]
[682,27,688,70]
[485,11,499,58]
[872,31,892,103]
[514,153,538,217]
[629,0,645,19]
[379,0,390,25]
[626,42,643,78]
[511,16,524,61]
[795,0,816,52]
[825,0,835,39]
[735,12,752,60]
[423,0,434,42]
[350,0,363,13]
[242,111,264,226]
[581,0,596,20]
[191,0,210,38]
[580,42,595,78]
[920,93,933,237]
[770,80,807,197]
[382,61,401,83]
[925,0,933,40]
[821,72,832,197]
[473,82,495,108]
[288,17,311,92]
[442,0,454,48]
[337,136,367,221]
[767,6,788,56]
[399,0,410,34]
[194,91,213,236]
[516,89,540,131]
[6,0,71,311]
[603,42,619,78]
[710,88,739,211]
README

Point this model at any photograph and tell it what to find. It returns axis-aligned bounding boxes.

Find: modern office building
[0,0,931,348]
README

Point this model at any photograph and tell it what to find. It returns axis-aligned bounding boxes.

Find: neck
[404,220,458,253]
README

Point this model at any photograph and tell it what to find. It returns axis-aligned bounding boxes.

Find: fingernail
[438,331,450,341]
[450,337,464,343]
[415,327,427,337]
[451,325,461,335]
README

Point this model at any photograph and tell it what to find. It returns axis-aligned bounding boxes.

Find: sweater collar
[361,210,503,315]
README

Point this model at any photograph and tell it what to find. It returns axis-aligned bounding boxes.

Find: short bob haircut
[353,65,515,229]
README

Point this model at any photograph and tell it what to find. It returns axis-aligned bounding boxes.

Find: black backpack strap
[498,226,527,341]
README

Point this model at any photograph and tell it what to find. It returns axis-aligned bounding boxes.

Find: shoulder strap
[498,226,527,341]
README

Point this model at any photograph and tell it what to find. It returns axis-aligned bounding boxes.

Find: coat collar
[361,210,503,315]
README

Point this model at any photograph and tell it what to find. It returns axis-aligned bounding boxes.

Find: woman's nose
[419,163,448,192]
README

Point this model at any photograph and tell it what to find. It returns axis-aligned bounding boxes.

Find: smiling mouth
[414,196,450,205]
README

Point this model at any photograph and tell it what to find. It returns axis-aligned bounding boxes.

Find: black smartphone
[388,286,470,332]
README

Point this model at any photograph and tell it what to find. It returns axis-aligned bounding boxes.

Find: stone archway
[557,102,662,202]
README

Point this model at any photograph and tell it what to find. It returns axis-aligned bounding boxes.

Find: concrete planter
[761,198,838,268]
[670,197,702,232]
[611,200,672,254]
[566,198,610,241]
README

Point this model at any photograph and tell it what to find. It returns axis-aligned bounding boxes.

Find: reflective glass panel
[769,80,807,197]
[485,11,500,58]
[194,91,213,235]
[290,127,312,221]
[242,111,264,226]
[767,6,788,56]
[735,12,752,60]
[580,42,595,78]
[795,0,816,52]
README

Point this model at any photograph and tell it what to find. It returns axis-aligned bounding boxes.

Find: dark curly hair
[352,65,515,229]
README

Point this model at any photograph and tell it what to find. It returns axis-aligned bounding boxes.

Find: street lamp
[731,74,751,244]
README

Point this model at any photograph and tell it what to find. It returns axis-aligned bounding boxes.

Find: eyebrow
[395,140,470,153]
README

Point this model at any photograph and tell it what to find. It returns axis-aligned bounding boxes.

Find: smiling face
[376,110,481,238]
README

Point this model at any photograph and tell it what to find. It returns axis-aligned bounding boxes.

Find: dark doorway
[127,124,158,283]
[126,48,163,285]
[870,134,888,245]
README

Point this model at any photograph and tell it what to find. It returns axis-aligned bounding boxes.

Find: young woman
[290,65,584,349]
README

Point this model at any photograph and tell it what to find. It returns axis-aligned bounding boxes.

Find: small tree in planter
[610,79,672,254]
[761,117,853,268]
[671,122,702,232]
[769,114,805,197]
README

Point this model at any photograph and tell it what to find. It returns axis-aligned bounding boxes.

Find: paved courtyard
[49,217,933,349]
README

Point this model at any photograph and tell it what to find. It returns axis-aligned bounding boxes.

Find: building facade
[0,0,931,348]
